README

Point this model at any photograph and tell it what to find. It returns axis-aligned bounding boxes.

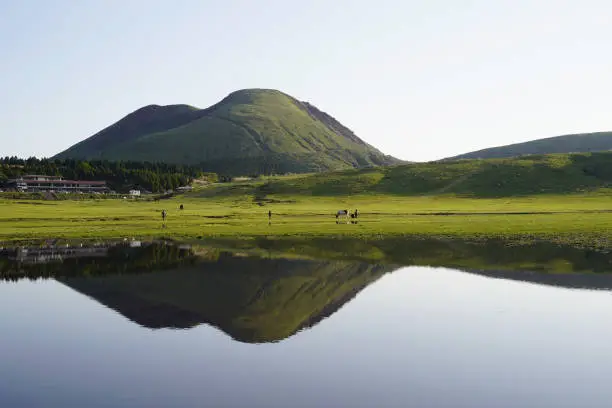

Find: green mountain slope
[213,151,612,197]
[449,131,612,160]
[54,89,399,174]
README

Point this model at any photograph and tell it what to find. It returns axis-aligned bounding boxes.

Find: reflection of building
[6,246,110,264]
[6,175,108,193]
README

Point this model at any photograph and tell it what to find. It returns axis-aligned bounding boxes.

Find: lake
[2,240,612,407]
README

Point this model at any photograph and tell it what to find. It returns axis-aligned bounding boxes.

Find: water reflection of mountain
[250,237,612,275]
[376,238,612,291]
[60,254,395,343]
[459,268,612,291]
[4,238,612,342]
[0,242,395,342]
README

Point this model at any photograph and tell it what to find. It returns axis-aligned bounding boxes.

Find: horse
[335,209,349,220]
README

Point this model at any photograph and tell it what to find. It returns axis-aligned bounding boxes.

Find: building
[129,189,141,196]
[5,175,108,193]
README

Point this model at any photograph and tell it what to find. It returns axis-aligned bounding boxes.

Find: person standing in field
[162,209,167,221]
[268,210,272,222]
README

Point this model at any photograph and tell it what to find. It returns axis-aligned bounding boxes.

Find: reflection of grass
[202,237,612,275]
[1,192,612,249]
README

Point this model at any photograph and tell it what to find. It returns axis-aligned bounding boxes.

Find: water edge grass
[1,193,612,250]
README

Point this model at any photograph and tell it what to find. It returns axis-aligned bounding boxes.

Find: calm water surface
[1,242,612,407]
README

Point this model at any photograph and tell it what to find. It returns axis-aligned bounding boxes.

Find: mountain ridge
[448,131,612,160]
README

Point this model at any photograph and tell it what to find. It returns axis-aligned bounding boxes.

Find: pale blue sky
[1,0,611,162]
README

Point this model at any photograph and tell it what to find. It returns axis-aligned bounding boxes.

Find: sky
[1,0,611,162]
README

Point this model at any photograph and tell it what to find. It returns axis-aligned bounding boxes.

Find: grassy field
[5,152,612,246]
[2,187,612,249]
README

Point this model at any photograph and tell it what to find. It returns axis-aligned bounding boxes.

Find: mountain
[448,131,612,160]
[54,89,400,175]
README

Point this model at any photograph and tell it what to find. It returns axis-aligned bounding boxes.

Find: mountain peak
[54,89,400,175]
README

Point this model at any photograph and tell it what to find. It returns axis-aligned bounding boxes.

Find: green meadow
[2,190,612,249]
[4,152,612,248]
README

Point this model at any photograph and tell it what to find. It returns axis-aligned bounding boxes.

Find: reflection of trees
[0,243,197,281]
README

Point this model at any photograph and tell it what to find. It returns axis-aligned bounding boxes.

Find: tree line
[0,157,218,193]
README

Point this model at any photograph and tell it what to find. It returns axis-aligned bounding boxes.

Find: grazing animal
[179,204,184,210]
[335,209,349,220]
